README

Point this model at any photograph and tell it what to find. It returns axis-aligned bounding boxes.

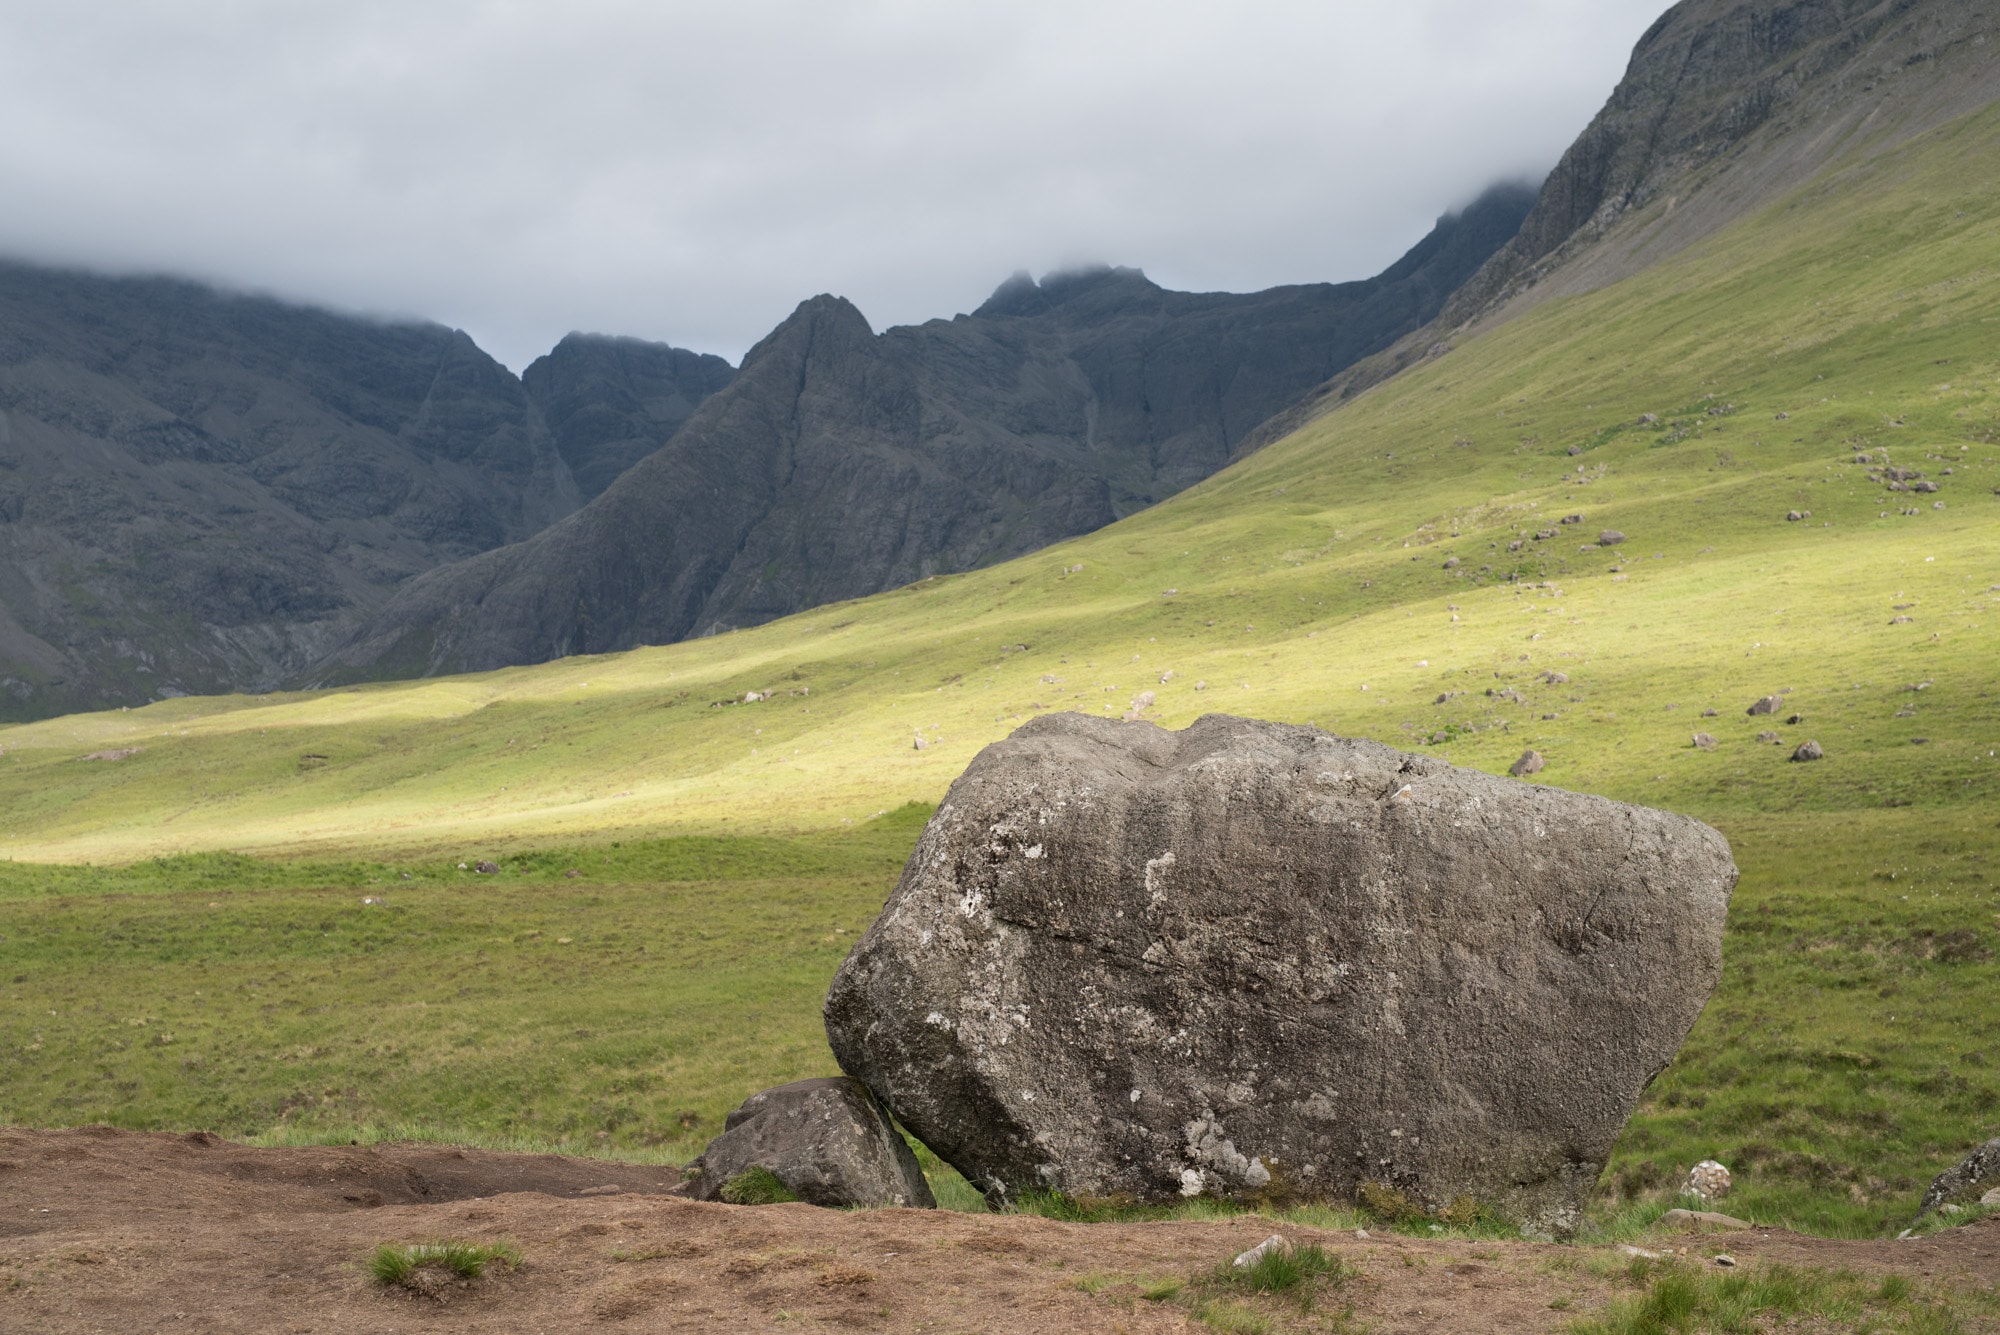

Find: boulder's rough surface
[681,1078,934,1209]
[824,713,1735,1237]
[1917,1137,2000,1220]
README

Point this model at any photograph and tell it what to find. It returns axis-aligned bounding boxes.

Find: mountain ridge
[314,183,1538,681]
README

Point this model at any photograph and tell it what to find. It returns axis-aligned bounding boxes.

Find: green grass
[368,1239,521,1285]
[1567,1257,1984,1334]
[719,1165,799,1205]
[0,93,1998,1239]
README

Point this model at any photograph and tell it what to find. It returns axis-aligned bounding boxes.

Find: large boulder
[824,713,1735,1237]
[680,1077,935,1209]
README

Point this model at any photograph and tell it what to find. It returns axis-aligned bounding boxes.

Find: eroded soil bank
[2,1127,1996,1332]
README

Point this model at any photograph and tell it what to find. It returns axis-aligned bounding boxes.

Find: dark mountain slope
[522,335,736,501]
[1256,0,2000,441]
[316,184,1536,679]
[0,264,726,719]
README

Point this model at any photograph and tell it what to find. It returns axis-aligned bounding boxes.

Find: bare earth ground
[2,1129,1996,1333]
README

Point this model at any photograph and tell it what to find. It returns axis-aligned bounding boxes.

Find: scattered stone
[1538,671,1570,685]
[913,736,929,751]
[1983,1187,2000,1207]
[1567,444,1583,456]
[1756,731,1781,744]
[473,861,499,875]
[1639,413,1659,425]
[1620,1245,1665,1259]
[1714,1254,1737,1268]
[681,1078,935,1209]
[1692,733,1717,751]
[1194,680,1208,692]
[1509,749,1545,777]
[1890,615,1914,625]
[1914,480,1939,493]
[563,869,581,879]
[1131,691,1156,712]
[1159,671,1175,684]
[1561,514,1584,525]
[1683,1161,1732,1200]
[1442,556,1460,569]
[824,714,1735,1236]
[1701,708,1718,718]
[1659,1208,1750,1231]
[1785,714,1803,725]
[1790,740,1823,762]
[1598,530,1627,546]
[1232,1235,1292,1269]
[1786,511,1804,522]
[1746,696,1782,716]
[1535,529,1556,541]
[1507,540,1525,552]
[80,748,141,762]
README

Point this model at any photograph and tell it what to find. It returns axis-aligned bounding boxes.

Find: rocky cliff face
[315,184,1536,680]
[521,334,735,501]
[0,264,726,719]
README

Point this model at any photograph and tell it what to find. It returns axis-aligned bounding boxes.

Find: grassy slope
[1,103,1998,1235]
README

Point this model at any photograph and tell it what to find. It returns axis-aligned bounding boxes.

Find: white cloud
[0,0,1667,369]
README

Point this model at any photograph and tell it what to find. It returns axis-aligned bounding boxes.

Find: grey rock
[1756,730,1782,744]
[1790,740,1823,762]
[1746,696,1782,716]
[824,713,1735,1237]
[1597,530,1627,546]
[1914,480,1940,493]
[473,860,499,875]
[1917,1137,2000,1220]
[681,1077,935,1209]
[1786,510,1804,522]
[1659,1207,1750,1230]
[1692,732,1717,750]
[1509,748,1546,776]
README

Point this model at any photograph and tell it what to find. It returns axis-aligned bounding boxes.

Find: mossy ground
[1,103,1998,1237]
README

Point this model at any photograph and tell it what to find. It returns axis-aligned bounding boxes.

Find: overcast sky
[0,1,1671,371]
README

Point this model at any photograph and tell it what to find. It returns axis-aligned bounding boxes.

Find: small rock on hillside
[1747,696,1782,716]
[1791,740,1823,762]
[680,1078,935,1209]
[824,713,1736,1238]
[1917,1137,2000,1220]
[1509,749,1546,777]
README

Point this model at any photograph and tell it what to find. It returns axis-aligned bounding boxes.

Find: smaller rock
[1714,1254,1736,1268]
[1756,731,1781,744]
[1692,732,1717,751]
[1746,696,1782,716]
[473,860,499,875]
[1443,556,1460,569]
[1232,1235,1292,1269]
[1561,514,1583,525]
[1538,671,1569,685]
[1194,680,1208,692]
[1598,530,1627,546]
[1639,413,1659,425]
[1982,1187,2000,1207]
[913,736,928,751]
[1790,740,1823,763]
[1917,1136,2000,1219]
[682,1078,935,1209]
[1701,708,1718,717]
[1682,1160,1732,1200]
[1786,511,1804,522]
[1567,444,1583,456]
[1891,615,1913,625]
[1659,1208,1750,1230]
[1509,749,1545,778]
[1619,1244,1664,1259]
[1914,480,1939,493]
[1785,714,1803,725]
[1131,691,1156,712]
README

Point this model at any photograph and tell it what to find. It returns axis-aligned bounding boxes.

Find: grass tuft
[719,1165,798,1206]
[368,1239,521,1286]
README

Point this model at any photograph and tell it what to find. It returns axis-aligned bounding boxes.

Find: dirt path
[2,1127,1995,1332]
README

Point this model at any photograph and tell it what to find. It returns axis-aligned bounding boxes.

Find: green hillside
[2,101,1997,1236]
